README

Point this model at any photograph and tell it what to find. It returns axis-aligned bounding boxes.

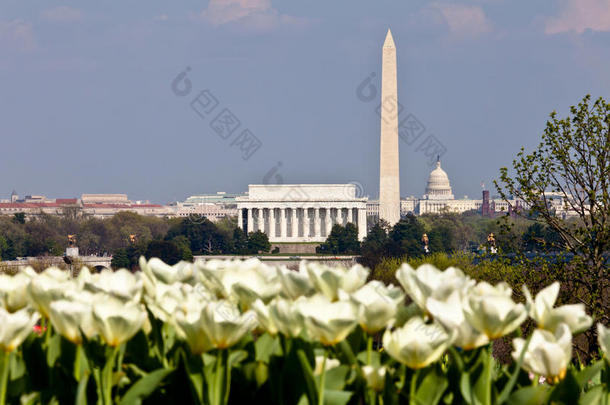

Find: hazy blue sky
[1,0,609,203]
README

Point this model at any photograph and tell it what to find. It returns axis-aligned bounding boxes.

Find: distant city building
[173,192,244,222]
[366,158,518,220]
[236,184,368,242]
[0,193,173,219]
[81,194,131,204]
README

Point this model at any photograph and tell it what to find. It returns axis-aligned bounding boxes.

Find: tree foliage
[317,223,360,254]
[496,95,610,323]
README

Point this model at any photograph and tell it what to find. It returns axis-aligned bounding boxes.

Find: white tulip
[269,298,305,338]
[278,265,315,299]
[251,299,278,335]
[85,269,143,303]
[252,298,305,338]
[305,263,369,301]
[395,264,474,311]
[92,297,146,346]
[173,301,214,354]
[383,316,454,369]
[27,268,75,317]
[0,307,40,352]
[48,299,93,344]
[464,282,527,339]
[427,289,489,350]
[0,272,32,312]
[350,281,405,334]
[198,259,280,304]
[313,355,341,376]
[362,365,387,392]
[523,282,592,334]
[196,300,257,349]
[146,282,211,322]
[297,294,358,345]
[598,324,610,364]
[141,257,197,285]
[75,266,92,288]
[512,323,572,384]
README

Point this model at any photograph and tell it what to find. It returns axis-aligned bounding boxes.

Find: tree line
[0,212,270,268]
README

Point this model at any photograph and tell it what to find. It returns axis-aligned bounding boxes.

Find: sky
[1,0,609,204]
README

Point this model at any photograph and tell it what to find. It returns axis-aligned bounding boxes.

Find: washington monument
[379,29,401,225]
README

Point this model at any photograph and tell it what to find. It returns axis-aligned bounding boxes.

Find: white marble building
[236,184,368,242]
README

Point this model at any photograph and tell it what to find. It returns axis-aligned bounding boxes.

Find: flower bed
[0,258,608,404]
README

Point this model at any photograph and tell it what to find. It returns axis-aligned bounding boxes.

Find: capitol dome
[424,158,454,200]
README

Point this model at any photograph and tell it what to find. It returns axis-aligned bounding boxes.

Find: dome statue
[423,157,454,200]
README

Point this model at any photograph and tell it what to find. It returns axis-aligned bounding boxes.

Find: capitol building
[367,158,512,218]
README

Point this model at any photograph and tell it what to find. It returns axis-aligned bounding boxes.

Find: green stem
[74,344,82,382]
[0,351,10,405]
[102,345,120,405]
[223,350,231,405]
[409,369,419,405]
[482,347,492,405]
[497,334,533,404]
[212,351,223,405]
[318,351,327,405]
[367,335,373,365]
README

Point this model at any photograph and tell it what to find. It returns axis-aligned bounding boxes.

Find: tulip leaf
[297,349,318,405]
[75,372,90,405]
[505,386,549,405]
[549,370,580,404]
[322,389,352,405]
[45,334,62,368]
[254,334,278,364]
[576,361,604,389]
[472,350,493,405]
[323,365,350,390]
[229,350,249,368]
[578,385,609,405]
[414,366,449,405]
[118,367,173,405]
[357,350,381,367]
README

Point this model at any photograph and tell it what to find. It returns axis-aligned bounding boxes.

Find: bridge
[0,256,113,271]
[1,255,359,272]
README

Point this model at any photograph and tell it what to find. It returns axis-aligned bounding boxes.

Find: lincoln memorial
[236,184,368,242]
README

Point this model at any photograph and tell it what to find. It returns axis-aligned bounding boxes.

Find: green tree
[171,235,194,262]
[111,248,131,269]
[386,214,425,259]
[232,228,248,254]
[165,218,230,255]
[360,221,389,269]
[145,240,182,265]
[496,95,610,324]
[247,231,271,254]
[12,212,25,224]
[317,223,360,254]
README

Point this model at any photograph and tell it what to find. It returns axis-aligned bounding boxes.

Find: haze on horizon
[1,0,609,204]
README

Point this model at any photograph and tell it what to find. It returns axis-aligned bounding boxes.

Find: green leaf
[118,368,173,405]
[254,334,278,364]
[549,370,580,404]
[578,385,610,405]
[323,389,352,405]
[297,349,318,405]
[322,365,350,391]
[506,386,549,405]
[576,361,604,389]
[45,334,62,368]
[357,350,381,367]
[415,366,449,405]
[75,372,90,405]
[460,372,473,404]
